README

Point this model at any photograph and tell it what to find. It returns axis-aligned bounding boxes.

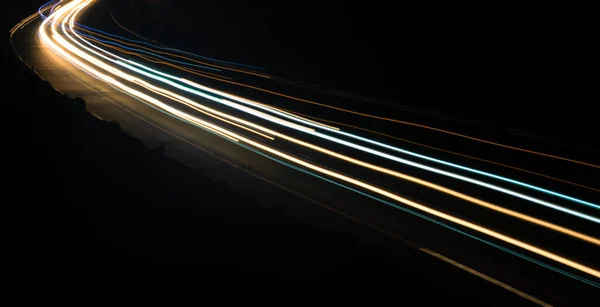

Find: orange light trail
[33,0,600,280]
[66,0,600,245]
[71,19,598,169]
[292,112,600,193]
[76,23,599,192]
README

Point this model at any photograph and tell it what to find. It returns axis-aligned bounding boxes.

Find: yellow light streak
[38,0,600,279]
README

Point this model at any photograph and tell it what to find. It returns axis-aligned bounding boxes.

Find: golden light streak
[39,0,600,278]
[74,16,598,192]
[64,11,599,169]
[77,23,598,192]
[66,38,600,246]
[62,0,600,245]
[294,112,600,193]
[180,78,340,131]
[141,83,275,140]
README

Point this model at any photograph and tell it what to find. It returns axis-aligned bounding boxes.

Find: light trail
[82,35,233,80]
[248,145,600,287]
[66,22,599,212]
[37,0,55,20]
[70,21,599,195]
[72,26,600,226]
[55,6,599,170]
[38,0,269,74]
[121,59,600,233]
[291,113,600,193]
[94,52,600,220]
[48,0,254,70]
[75,30,223,72]
[61,0,600,240]
[35,0,600,280]
[180,77,600,213]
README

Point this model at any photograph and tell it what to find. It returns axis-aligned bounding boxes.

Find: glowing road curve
[15,0,600,286]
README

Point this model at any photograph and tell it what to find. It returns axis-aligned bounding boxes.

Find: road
[9,1,599,304]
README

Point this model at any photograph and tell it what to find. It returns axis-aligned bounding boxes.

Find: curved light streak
[37,0,600,279]
[67,26,598,213]
[72,22,600,196]
[242,142,600,288]
[89,50,600,220]
[58,2,599,169]
[57,0,600,241]
[51,9,599,198]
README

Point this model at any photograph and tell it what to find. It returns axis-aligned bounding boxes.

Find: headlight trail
[72,25,600,197]
[182,74,599,212]
[42,1,270,78]
[65,14,600,227]
[67,17,599,209]
[37,0,55,20]
[288,113,600,193]
[243,142,600,288]
[33,0,600,281]
[71,25,600,221]
[50,3,600,170]
[68,0,598,244]
[76,30,223,73]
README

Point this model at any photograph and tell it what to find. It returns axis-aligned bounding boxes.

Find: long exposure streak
[31,0,600,281]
